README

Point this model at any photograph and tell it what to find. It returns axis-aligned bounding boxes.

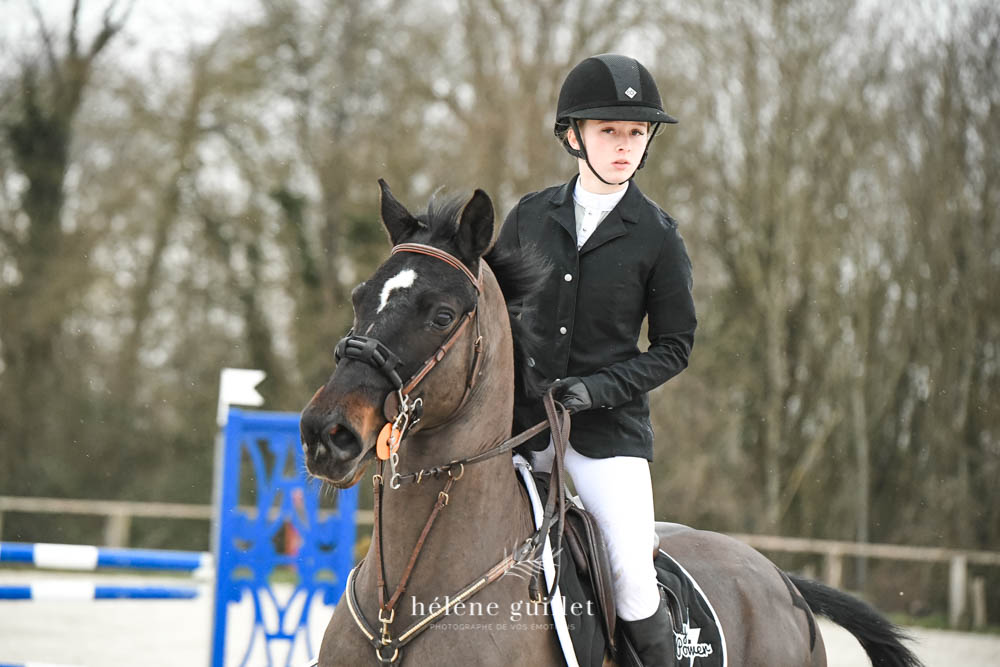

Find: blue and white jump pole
[0,582,198,600]
[0,542,212,574]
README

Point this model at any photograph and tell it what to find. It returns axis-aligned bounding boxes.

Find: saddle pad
[655,550,727,666]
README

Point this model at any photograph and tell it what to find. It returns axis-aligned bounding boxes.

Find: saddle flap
[563,504,618,654]
[523,468,616,665]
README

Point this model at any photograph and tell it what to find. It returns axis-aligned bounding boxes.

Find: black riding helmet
[554,54,677,185]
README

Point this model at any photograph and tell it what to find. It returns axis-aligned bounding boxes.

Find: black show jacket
[497,176,696,460]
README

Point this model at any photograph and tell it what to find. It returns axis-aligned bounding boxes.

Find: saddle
[526,471,727,667]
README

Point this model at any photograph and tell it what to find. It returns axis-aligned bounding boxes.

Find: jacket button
[564,273,573,282]
[559,326,567,334]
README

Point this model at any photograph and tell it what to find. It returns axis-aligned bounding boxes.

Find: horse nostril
[326,424,361,462]
[310,425,339,460]
[301,413,363,464]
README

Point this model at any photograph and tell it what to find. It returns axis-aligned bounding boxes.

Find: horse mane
[416,192,548,400]
[415,192,464,244]
[483,237,549,400]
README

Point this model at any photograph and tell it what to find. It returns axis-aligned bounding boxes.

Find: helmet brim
[565,105,678,124]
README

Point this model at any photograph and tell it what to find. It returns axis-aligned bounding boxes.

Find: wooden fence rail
[730,533,999,628]
[1,495,994,628]
[0,495,375,550]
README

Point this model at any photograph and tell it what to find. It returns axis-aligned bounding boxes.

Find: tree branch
[69,0,81,58]
[89,0,133,60]
[29,1,62,85]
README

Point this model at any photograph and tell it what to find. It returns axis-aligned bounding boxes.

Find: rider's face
[568,119,650,193]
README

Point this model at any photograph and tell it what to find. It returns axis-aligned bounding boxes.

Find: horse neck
[378,435,530,552]
[374,409,532,600]
[374,268,532,585]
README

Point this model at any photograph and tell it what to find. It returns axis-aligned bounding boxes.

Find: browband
[391,243,482,293]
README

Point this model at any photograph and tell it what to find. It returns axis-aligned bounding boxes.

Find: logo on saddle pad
[674,616,713,664]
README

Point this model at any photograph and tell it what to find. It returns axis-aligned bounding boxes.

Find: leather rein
[331,242,570,665]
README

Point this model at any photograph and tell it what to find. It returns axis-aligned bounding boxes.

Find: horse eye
[433,310,455,327]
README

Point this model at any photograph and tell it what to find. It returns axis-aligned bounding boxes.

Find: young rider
[496,54,697,666]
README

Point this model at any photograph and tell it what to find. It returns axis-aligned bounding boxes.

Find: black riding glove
[550,377,593,414]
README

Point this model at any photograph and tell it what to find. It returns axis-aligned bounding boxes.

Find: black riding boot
[621,598,676,667]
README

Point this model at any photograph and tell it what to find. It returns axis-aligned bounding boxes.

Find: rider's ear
[454,189,494,265]
[378,178,423,244]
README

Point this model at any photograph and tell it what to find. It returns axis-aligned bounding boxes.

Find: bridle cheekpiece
[333,243,484,478]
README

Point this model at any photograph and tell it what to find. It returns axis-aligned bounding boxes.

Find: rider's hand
[549,377,593,414]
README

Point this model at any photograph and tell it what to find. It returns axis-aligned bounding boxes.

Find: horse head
[300,179,512,488]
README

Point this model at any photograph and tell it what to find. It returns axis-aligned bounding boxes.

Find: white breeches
[532,441,661,621]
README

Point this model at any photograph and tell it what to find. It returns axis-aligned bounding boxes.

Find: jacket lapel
[579,180,642,255]
[545,178,578,247]
[579,210,626,254]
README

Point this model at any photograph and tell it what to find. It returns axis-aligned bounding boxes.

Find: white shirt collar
[573,179,628,213]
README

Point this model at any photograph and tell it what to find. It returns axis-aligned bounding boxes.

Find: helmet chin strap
[570,118,660,187]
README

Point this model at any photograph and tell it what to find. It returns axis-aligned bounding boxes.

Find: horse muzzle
[301,389,382,487]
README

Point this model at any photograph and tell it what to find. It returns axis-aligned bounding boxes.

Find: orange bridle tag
[376,422,402,460]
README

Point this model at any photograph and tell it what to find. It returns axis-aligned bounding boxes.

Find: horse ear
[454,188,494,264]
[378,178,421,244]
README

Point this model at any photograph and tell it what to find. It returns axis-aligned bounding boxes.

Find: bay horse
[300,180,923,666]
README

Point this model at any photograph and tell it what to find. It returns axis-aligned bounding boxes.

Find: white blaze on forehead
[377,269,417,313]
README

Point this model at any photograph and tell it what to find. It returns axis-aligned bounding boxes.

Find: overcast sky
[1,0,257,72]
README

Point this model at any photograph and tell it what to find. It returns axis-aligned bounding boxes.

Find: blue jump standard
[0,583,198,600]
[0,542,211,572]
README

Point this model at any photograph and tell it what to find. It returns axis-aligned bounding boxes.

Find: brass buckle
[378,607,395,645]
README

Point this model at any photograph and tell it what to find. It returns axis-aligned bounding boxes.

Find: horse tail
[788,574,924,667]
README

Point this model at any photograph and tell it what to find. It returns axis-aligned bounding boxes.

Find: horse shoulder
[318,599,376,666]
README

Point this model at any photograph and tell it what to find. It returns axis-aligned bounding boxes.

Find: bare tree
[0,0,131,495]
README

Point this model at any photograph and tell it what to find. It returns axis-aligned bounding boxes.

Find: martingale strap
[354,392,572,665]
[387,416,553,485]
[375,463,457,615]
